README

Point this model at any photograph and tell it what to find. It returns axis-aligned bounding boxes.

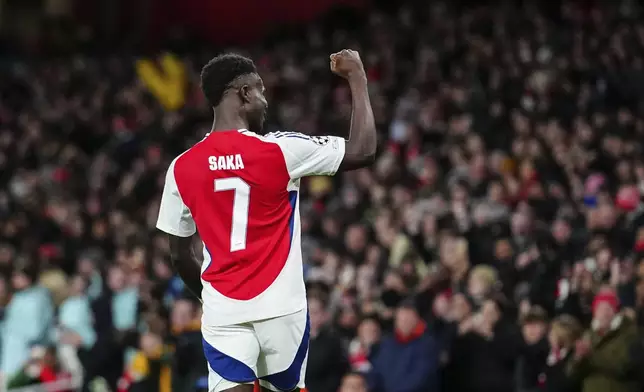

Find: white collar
[591,314,623,332]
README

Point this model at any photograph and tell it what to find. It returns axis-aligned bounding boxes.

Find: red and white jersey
[156,129,345,326]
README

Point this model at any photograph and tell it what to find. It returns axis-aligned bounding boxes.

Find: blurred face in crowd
[421,215,437,237]
[345,225,367,254]
[337,306,359,336]
[108,266,126,292]
[448,148,467,168]
[616,160,632,183]
[153,259,173,280]
[420,158,439,185]
[494,239,513,262]
[511,212,531,236]
[635,162,644,182]
[171,299,195,330]
[432,292,450,319]
[128,270,145,288]
[578,269,595,294]
[69,275,88,297]
[77,258,96,277]
[12,271,31,291]
[602,135,623,157]
[472,204,490,227]
[595,248,612,273]
[440,236,467,269]
[0,244,14,266]
[391,186,412,208]
[341,186,360,209]
[466,134,484,155]
[400,260,419,286]
[357,318,381,347]
[593,300,616,330]
[597,203,616,228]
[488,150,507,174]
[519,160,535,182]
[487,181,504,203]
[91,220,108,240]
[339,373,367,392]
[547,319,579,350]
[450,183,468,203]
[394,307,420,336]
[308,297,328,333]
[322,217,340,238]
[469,154,487,181]
[140,332,163,357]
[468,274,490,300]
[522,320,547,345]
[552,219,571,244]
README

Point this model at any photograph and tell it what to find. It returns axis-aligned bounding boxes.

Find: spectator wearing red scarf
[369,299,440,392]
[348,316,381,372]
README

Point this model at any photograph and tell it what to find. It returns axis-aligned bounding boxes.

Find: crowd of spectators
[3,0,644,391]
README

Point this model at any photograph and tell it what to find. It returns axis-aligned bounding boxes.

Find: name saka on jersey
[156,129,345,327]
[209,154,245,171]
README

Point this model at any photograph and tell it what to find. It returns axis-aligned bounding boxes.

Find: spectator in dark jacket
[447,294,521,392]
[306,295,349,392]
[541,315,582,392]
[370,299,440,392]
[516,306,549,392]
[169,297,205,392]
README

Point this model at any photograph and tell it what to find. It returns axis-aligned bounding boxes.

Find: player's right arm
[156,158,203,299]
[331,49,377,171]
[267,50,376,179]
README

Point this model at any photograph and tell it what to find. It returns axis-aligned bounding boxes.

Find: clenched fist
[330,49,365,80]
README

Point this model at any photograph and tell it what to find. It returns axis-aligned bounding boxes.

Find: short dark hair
[520,305,549,325]
[200,53,257,107]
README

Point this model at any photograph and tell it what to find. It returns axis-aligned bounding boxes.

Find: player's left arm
[156,161,203,300]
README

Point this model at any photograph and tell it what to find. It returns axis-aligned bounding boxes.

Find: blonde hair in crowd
[550,315,582,348]
[469,265,500,291]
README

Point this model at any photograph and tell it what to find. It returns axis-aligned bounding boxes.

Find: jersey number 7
[214,177,250,252]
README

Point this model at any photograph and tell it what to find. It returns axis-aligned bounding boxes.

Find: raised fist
[330,49,365,79]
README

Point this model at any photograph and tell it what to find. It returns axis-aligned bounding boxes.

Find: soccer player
[156,49,376,392]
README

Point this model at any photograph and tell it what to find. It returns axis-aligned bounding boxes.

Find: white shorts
[202,308,309,392]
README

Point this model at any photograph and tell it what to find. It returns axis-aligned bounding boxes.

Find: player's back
[170,129,305,326]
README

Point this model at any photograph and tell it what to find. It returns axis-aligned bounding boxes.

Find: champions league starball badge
[309,136,331,145]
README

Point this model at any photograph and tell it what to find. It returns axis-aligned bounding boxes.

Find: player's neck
[212,107,248,132]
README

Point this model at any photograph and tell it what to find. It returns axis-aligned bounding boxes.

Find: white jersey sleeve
[156,158,196,237]
[267,131,346,179]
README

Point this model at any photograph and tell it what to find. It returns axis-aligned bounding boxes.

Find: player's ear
[238,85,252,104]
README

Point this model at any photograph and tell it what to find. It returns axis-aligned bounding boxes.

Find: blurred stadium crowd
[3,0,644,391]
